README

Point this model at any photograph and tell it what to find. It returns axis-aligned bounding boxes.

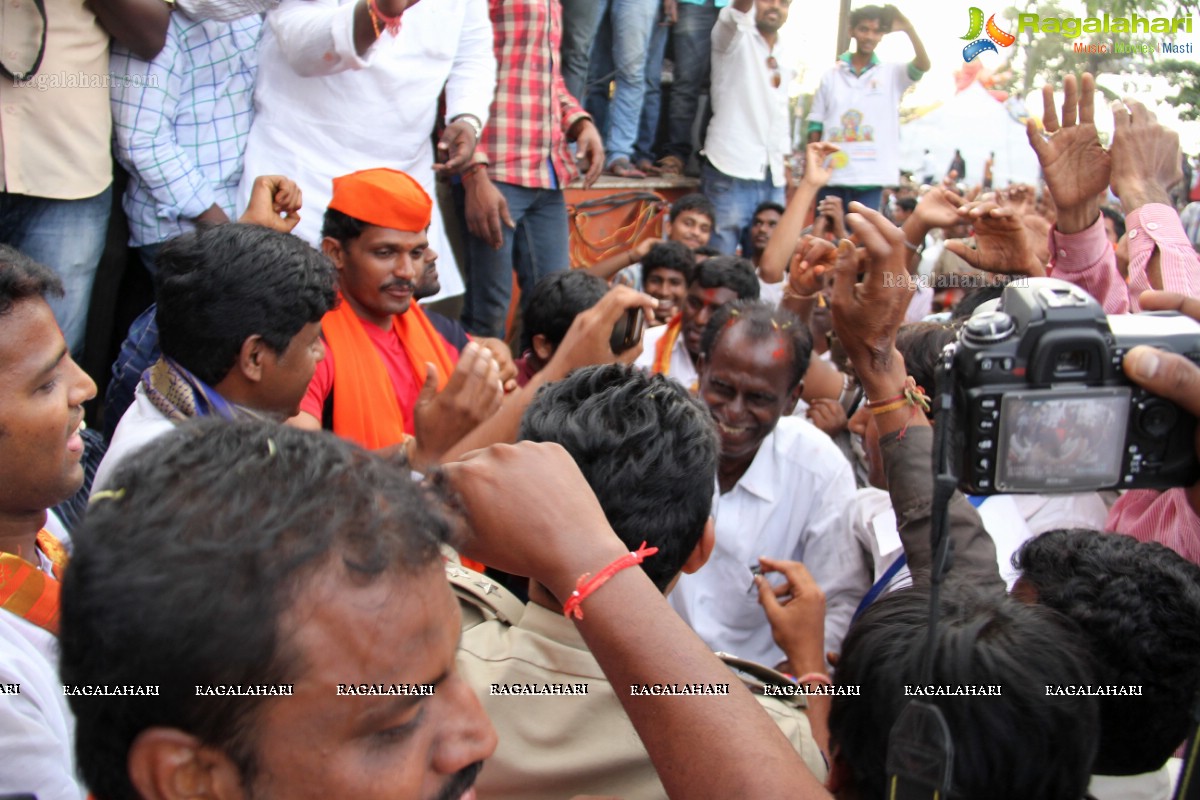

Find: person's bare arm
[440,287,658,461]
[585,238,656,282]
[887,6,929,73]
[91,0,171,60]
[760,142,840,283]
[442,443,832,799]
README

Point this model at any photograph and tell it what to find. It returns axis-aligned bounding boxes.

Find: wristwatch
[451,113,483,140]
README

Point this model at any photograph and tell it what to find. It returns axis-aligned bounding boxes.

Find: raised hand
[240,175,303,233]
[787,235,836,298]
[1109,97,1184,212]
[832,202,913,380]
[944,199,1046,277]
[543,285,658,376]
[911,186,965,230]
[802,141,841,189]
[816,195,846,240]
[1026,73,1110,233]
[410,342,503,469]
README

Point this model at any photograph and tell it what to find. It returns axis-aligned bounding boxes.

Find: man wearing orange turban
[292,168,508,457]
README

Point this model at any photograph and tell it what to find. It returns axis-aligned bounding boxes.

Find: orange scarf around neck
[0,529,69,636]
[321,298,455,449]
[653,313,683,376]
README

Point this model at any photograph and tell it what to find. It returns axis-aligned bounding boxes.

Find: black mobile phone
[610,307,645,354]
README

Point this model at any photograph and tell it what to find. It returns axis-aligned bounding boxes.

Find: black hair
[155,224,337,386]
[829,585,1098,800]
[1100,206,1126,240]
[895,197,917,213]
[670,193,716,226]
[641,241,695,286]
[690,255,760,300]
[518,270,608,354]
[60,420,452,800]
[752,201,786,219]
[700,301,812,391]
[320,207,370,243]
[895,322,955,402]
[0,244,63,317]
[1015,529,1200,775]
[951,283,1007,322]
[849,4,888,28]
[693,245,723,259]
[519,365,717,591]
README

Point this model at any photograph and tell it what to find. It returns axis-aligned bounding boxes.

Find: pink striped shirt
[1046,204,1200,564]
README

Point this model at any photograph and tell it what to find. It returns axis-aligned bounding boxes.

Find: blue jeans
[460,182,570,338]
[0,186,112,358]
[635,18,670,163]
[103,303,161,442]
[817,185,884,213]
[701,161,784,256]
[562,0,607,103]
[665,0,720,162]
[585,11,667,165]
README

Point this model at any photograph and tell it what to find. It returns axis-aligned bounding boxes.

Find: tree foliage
[1001,0,1198,116]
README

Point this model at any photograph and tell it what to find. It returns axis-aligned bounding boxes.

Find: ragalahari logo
[962,7,1016,62]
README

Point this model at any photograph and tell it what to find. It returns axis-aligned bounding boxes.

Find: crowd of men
[3,0,1200,798]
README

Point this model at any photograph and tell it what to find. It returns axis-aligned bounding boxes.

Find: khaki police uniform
[448,564,828,800]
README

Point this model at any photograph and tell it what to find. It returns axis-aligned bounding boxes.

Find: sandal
[607,157,647,179]
[655,155,684,176]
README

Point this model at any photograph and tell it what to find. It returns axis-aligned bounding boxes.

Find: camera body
[949,278,1200,494]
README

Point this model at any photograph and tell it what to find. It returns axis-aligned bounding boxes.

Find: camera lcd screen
[995,388,1129,492]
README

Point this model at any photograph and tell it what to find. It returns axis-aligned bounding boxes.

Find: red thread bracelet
[368,0,403,36]
[562,542,659,620]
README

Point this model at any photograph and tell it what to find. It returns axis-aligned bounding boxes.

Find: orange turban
[327,168,432,232]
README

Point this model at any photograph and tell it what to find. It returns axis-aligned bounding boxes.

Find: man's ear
[127,727,245,800]
[237,334,267,383]
[321,237,344,270]
[783,380,803,416]
[531,333,555,363]
[681,517,716,574]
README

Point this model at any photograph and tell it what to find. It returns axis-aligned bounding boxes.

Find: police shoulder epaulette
[715,651,808,709]
[446,563,526,627]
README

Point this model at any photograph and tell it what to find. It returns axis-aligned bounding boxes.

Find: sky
[776,0,1200,154]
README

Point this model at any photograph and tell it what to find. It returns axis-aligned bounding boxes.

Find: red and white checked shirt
[476,0,591,189]
[1047,203,1200,564]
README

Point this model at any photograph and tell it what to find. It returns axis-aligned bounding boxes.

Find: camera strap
[882,343,960,799]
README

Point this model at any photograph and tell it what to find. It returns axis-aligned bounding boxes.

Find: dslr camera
[948,278,1200,494]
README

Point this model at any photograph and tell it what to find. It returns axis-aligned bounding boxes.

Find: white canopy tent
[900,81,1043,188]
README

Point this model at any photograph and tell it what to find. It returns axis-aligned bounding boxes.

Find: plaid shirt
[111,15,260,247]
[476,0,589,189]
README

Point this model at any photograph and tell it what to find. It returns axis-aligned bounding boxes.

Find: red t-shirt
[301,316,460,435]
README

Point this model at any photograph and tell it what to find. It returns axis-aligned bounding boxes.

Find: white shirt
[93,385,176,494]
[0,581,84,799]
[635,322,698,391]
[702,5,793,185]
[670,417,864,666]
[807,56,917,187]
[237,0,496,299]
[848,489,1112,595]
[1089,760,1181,800]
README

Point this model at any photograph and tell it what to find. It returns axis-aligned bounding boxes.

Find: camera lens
[1136,399,1177,439]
